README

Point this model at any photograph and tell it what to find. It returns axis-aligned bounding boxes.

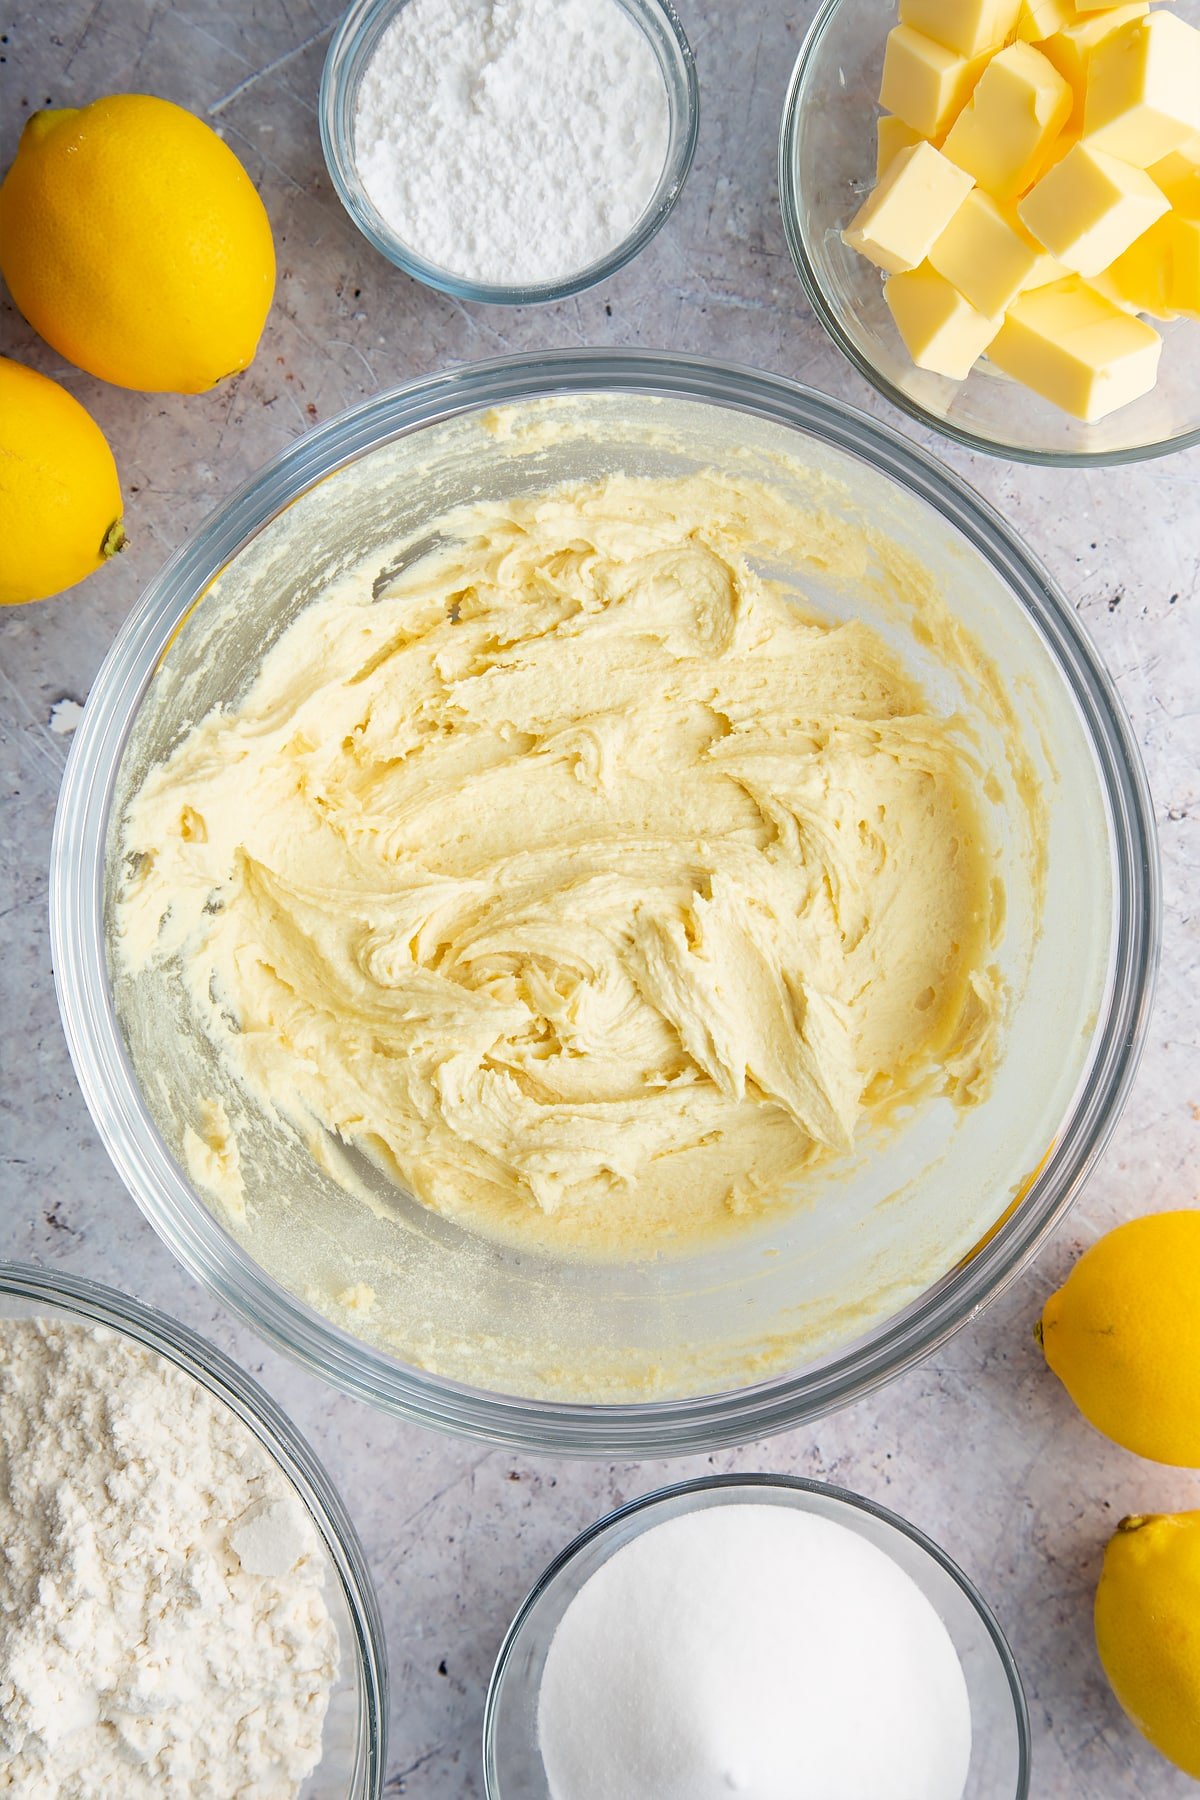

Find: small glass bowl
[484,1473,1031,1799]
[319,0,699,305]
[779,0,1200,465]
[0,1262,388,1800]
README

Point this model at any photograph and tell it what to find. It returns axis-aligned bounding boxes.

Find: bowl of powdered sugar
[484,1474,1031,1800]
[0,1263,387,1800]
[319,0,698,302]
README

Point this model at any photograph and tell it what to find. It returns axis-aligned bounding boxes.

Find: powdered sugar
[353,0,671,287]
[0,1317,338,1798]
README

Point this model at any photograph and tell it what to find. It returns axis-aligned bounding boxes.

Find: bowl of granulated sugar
[319,0,699,303]
[484,1474,1031,1800]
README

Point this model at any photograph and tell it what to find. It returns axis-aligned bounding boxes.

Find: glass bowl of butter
[780,0,1200,463]
[51,351,1158,1453]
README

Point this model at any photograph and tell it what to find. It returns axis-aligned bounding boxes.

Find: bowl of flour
[319,0,699,302]
[0,1263,387,1800]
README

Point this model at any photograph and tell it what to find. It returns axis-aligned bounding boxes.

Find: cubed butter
[877,114,922,177]
[1094,219,1176,315]
[1019,141,1168,273]
[1040,4,1148,132]
[1075,0,1168,10]
[1084,11,1200,166]
[1000,198,1072,286]
[843,141,975,274]
[1017,0,1076,40]
[1087,267,1159,314]
[1172,166,1200,217]
[880,26,990,137]
[941,42,1072,198]
[1106,210,1200,314]
[1148,149,1200,209]
[884,263,1002,377]
[988,276,1162,418]
[928,189,1052,312]
[1115,153,1200,315]
[1163,213,1200,313]
[1021,249,1072,289]
[899,0,1022,57]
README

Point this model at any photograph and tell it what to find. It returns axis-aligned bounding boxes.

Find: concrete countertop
[1,2,1197,1794]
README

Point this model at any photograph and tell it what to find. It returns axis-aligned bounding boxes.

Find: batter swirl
[119,471,1004,1254]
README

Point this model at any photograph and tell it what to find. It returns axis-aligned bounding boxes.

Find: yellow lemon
[1095,1511,1200,1778]
[0,95,275,394]
[0,356,124,606]
[1039,1210,1200,1464]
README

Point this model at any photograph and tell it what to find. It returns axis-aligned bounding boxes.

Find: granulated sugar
[353,0,671,287]
[536,1504,973,1800]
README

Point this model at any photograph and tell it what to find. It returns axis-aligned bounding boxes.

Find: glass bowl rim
[49,347,1160,1457]
[482,1470,1032,1799]
[0,1259,388,1798]
[317,0,700,306]
[776,0,1200,468]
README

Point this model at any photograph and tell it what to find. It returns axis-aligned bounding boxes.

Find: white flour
[537,1504,973,1800]
[0,1318,338,1798]
[353,0,671,286]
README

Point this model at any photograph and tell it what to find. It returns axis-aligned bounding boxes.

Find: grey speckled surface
[1,3,1198,1795]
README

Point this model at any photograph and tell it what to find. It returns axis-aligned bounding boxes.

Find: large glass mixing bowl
[50,353,1159,1455]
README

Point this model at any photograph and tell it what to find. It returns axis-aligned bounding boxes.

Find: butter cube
[988,277,1162,418]
[877,114,923,177]
[942,42,1072,198]
[1148,149,1200,208]
[880,26,990,138]
[1076,0,1167,9]
[1172,167,1200,217]
[1106,211,1200,315]
[1163,213,1200,313]
[1040,4,1148,132]
[928,189,1053,312]
[1084,12,1200,166]
[884,263,1002,377]
[1087,266,1162,314]
[899,0,1022,57]
[1018,0,1076,40]
[1001,199,1072,285]
[1095,219,1176,315]
[1019,141,1169,273]
[843,141,975,274]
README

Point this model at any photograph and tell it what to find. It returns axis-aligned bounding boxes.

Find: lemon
[0,356,124,606]
[1039,1210,1200,1465]
[0,95,275,394]
[1095,1511,1200,1778]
